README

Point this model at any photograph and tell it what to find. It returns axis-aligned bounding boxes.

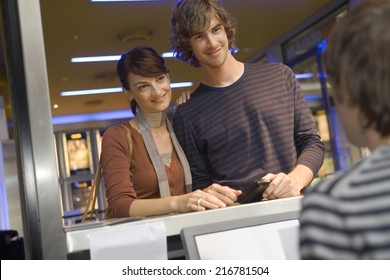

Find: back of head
[117,46,169,114]
[169,0,237,67]
[324,0,390,136]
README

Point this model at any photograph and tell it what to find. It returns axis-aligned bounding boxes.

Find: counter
[65,196,302,259]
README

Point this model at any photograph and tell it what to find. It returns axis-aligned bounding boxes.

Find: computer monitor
[180,211,300,260]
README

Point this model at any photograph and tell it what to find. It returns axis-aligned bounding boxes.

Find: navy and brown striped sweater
[173,62,325,190]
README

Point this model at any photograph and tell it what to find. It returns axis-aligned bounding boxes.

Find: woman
[101,46,241,218]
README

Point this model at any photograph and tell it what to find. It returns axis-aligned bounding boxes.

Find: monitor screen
[180,212,300,260]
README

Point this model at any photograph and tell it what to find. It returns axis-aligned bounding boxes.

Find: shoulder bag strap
[82,122,133,222]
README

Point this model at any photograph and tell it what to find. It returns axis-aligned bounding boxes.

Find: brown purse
[82,123,133,222]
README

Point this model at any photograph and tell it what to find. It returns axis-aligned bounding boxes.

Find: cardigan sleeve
[101,125,136,217]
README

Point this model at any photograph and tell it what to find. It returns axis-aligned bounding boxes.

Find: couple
[101,0,325,218]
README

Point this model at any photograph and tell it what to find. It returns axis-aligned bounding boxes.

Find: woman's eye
[157,75,166,82]
[138,84,148,91]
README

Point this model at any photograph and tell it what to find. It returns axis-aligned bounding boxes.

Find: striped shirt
[173,62,325,190]
[300,145,390,259]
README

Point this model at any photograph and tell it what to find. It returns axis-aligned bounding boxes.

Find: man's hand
[261,165,313,200]
[173,90,192,109]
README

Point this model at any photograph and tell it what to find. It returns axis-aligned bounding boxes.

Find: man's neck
[366,129,390,151]
[202,54,244,87]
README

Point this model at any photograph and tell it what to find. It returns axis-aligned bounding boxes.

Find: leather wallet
[236,179,270,204]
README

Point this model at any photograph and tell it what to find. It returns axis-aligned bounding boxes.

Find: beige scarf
[136,111,192,197]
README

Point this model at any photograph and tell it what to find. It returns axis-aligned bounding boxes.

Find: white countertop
[65,196,303,253]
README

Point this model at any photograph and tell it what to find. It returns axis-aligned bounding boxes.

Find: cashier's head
[324,0,390,139]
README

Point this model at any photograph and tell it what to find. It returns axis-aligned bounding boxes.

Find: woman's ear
[123,88,133,102]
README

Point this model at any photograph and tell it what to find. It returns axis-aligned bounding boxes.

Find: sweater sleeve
[101,125,136,217]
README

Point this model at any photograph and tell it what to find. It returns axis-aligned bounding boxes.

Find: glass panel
[289,48,367,180]
[291,56,335,178]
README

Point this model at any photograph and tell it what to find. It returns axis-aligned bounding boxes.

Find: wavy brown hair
[324,0,390,136]
[169,0,237,67]
[117,46,169,115]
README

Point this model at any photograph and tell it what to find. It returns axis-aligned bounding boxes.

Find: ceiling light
[61,87,122,96]
[162,52,174,58]
[60,82,193,96]
[91,0,158,2]
[71,55,121,63]
[71,52,174,63]
[170,82,193,88]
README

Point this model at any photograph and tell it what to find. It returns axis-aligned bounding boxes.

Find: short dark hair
[169,0,237,67]
[117,46,169,114]
[324,0,390,136]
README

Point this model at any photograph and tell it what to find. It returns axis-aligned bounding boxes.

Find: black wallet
[236,179,270,204]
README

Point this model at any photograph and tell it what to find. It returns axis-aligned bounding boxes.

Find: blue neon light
[317,39,328,53]
[52,109,134,125]
[295,73,314,79]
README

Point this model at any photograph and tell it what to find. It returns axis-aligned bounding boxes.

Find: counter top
[66,196,303,254]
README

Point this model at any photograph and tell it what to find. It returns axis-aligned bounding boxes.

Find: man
[300,0,390,259]
[170,0,325,201]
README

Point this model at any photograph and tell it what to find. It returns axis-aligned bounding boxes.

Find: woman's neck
[138,110,166,128]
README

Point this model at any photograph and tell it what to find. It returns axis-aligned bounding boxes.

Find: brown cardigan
[101,122,186,217]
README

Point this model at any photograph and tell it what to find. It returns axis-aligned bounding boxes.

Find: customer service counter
[65,196,302,259]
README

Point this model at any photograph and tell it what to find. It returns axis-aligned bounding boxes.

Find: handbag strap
[82,122,133,222]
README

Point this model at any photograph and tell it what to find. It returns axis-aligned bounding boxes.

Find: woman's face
[126,72,171,113]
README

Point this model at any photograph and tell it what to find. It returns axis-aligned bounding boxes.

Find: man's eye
[193,34,203,40]
[213,26,222,33]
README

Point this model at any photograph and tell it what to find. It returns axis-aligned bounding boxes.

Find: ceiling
[1,0,335,124]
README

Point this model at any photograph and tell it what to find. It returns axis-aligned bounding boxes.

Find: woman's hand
[173,189,227,213]
[204,183,242,206]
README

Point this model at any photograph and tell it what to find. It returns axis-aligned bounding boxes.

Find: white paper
[195,219,299,260]
[89,221,167,260]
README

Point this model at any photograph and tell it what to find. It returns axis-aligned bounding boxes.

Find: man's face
[189,14,229,69]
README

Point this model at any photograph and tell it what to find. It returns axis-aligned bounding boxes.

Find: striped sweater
[173,62,325,190]
[300,145,390,259]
